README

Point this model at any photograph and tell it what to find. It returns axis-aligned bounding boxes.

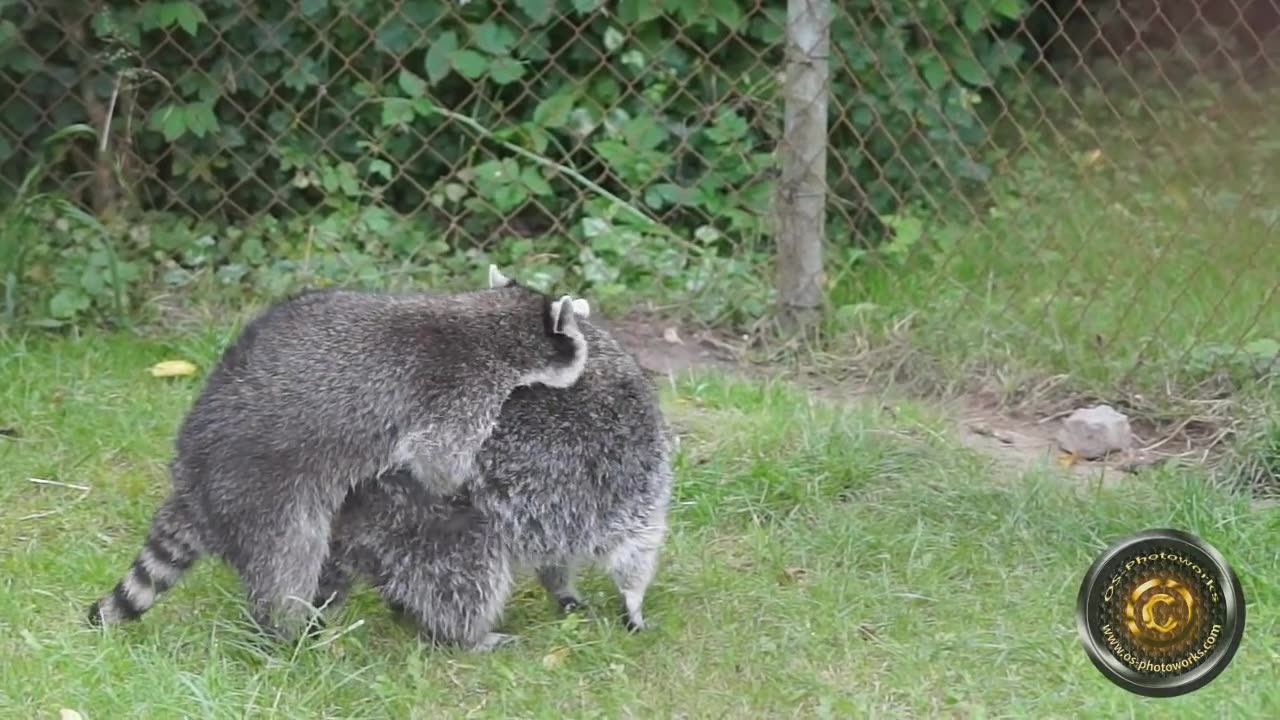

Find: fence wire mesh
[1,0,1277,405]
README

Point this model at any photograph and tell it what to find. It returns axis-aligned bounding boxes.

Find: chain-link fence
[1,1,1277,402]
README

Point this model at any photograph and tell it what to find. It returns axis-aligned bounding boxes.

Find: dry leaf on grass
[541,646,571,669]
[778,567,809,585]
[60,710,84,720]
[662,327,683,345]
[148,360,198,378]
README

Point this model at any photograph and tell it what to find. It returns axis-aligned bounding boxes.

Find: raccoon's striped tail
[87,498,202,626]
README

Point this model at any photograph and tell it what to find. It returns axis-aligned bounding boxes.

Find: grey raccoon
[316,314,673,651]
[87,267,590,639]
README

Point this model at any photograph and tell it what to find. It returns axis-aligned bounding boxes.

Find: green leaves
[951,55,990,87]
[961,0,1028,34]
[516,0,555,25]
[708,0,744,31]
[397,69,427,98]
[616,0,663,24]
[992,0,1028,21]
[472,22,516,56]
[450,50,488,80]
[2,0,1043,333]
[425,31,458,85]
[380,98,414,128]
[422,23,526,85]
[533,92,576,129]
[148,103,218,142]
[137,1,208,36]
[48,287,91,320]
[488,57,526,85]
[470,158,555,214]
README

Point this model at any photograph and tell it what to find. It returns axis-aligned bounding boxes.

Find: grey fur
[317,318,673,650]
[87,271,590,640]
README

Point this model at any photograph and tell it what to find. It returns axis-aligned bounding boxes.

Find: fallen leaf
[149,360,197,378]
[662,326,683,345]
[1082,148,1103,166]
[60,709,84,720]
[779,566,809,585]
[1058,451,1081,467]
[541,646,571,669]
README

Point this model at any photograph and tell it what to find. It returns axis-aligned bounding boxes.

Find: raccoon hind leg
[380,537,515,652]
[537,563,584,613]
[229,495,336,642]
[605,522,667,633]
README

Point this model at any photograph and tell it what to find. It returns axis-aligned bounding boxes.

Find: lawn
[831,81,1280,403]
[1,326,1277,718]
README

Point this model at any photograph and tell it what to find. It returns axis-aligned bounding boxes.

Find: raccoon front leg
[537,563,584,613]
[605,524,667,633]
[394,403,503,498]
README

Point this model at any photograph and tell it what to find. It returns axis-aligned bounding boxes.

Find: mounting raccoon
[87,267,590,640]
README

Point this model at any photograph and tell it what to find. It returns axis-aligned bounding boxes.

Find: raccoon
[87,267,591,640]
[316,314,673,651]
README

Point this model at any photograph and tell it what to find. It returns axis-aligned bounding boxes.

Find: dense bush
[0,0,1031,328]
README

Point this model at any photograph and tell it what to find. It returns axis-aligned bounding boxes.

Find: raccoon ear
[550,295,580,335]
[569,297,590,318]
[488,264,511,288]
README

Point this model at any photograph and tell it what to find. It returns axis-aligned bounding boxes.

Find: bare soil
[609,315,1179,486]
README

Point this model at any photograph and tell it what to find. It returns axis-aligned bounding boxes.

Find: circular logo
[1076,528,1245,697]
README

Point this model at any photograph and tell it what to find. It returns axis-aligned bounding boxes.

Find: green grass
[1,326,1278,717]
[831,81,1280,403]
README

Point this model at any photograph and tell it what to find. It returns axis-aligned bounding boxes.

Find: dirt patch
[609,315,1179,485]
[945,399,1171,485]
[604,313,744,376]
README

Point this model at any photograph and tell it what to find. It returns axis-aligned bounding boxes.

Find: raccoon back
[470,320,671,556]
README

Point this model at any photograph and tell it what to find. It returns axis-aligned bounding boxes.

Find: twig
[1036,407,1078,425]
[101,73,123,154]
[307,618,366,649]
[28,477,91,491]
[21,479,92,521]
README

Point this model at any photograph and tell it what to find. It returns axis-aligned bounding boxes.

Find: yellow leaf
[1058,451,1080,467]
[149,360,197,378]
[1082,148,1103,167]
[541,646,571,669]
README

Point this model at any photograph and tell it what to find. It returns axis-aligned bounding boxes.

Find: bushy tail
[87,497,202,626]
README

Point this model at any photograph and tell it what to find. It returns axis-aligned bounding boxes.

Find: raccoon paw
[555,594,585,614]
[622,613,649,634]
[386,599,414,624]
[302,613,328,638]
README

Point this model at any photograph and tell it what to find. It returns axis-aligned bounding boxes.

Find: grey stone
[1056,405,1132,460]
